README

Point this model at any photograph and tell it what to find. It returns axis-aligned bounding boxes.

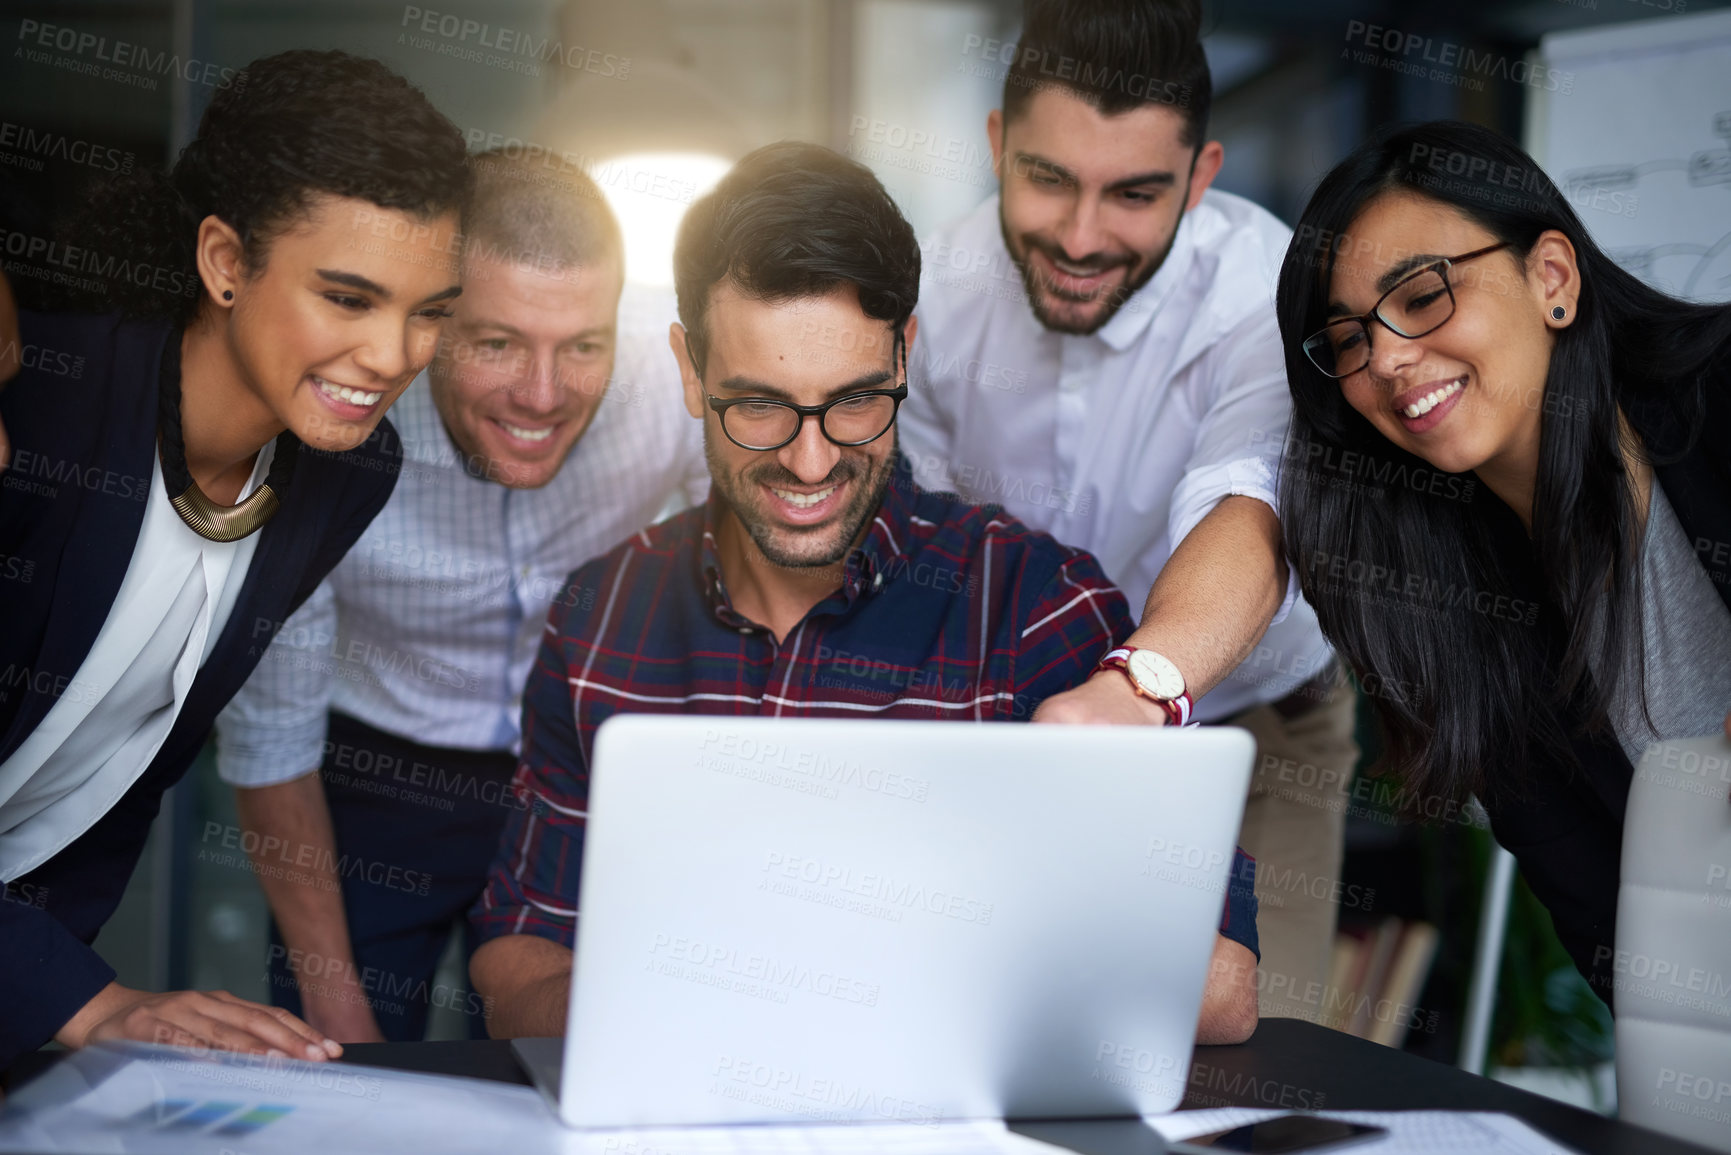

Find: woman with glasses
[1274,119,1731,1006]
[0,50,467,1063]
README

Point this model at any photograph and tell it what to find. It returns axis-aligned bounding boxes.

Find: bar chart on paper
[125,1099,296,1137]
[0,1045,1067,1155]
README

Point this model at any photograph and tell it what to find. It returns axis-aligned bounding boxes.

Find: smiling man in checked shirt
[213,151,707,1042]
[468,141,1261,1046]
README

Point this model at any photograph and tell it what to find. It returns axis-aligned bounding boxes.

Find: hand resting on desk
[54,981,342,1062]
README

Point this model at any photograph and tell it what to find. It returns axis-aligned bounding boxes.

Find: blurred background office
[1,0,1728,1116]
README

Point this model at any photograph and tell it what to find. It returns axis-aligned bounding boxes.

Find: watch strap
[1096,647,1193,726]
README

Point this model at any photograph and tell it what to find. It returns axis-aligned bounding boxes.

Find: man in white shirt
[214,151,705,1042]
[901,0,1356,1021]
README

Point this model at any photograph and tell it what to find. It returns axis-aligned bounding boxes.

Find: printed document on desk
[1148,1107,1582,1154]
[0,1044,1057,1155]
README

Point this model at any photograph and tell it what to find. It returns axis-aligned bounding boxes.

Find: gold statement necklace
[157,331,300,543]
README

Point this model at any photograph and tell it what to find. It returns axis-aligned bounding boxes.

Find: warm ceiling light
[591,151,733,286]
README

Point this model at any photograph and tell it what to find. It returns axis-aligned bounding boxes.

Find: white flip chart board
[1526,8,1731,302]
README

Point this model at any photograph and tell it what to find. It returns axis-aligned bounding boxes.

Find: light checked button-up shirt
[215,286,709,785]
[900,190,1334,722]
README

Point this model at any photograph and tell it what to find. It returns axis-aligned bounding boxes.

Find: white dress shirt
[0,446,268,879]
[900,190,1333,722]
[215,287,708,786]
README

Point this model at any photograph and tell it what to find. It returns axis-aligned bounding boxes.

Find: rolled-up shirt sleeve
[213,581,337,787]
[470,600,588,948]
[1223,847,1260,960]
[1164,309,1300,625]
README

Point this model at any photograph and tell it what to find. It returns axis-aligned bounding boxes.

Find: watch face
[1127,650,1185,700]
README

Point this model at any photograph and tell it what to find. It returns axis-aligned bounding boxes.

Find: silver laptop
[513,715,1254,1128]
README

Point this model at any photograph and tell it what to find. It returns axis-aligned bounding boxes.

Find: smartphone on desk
[1167,1113,1388,1153]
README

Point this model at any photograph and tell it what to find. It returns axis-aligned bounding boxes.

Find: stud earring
[222,290,233,301]
[1550,305,1565,320]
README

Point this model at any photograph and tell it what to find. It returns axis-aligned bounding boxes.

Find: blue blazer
[0,311,401,1060]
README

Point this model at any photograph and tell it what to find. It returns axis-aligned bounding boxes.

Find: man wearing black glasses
[467,141,1262,1043]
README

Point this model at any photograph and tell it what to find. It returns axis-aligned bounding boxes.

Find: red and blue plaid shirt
[472,463,1258,957]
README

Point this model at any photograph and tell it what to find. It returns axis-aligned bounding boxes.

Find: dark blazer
[1482,353,1731,1008]
[0,311,401,1061]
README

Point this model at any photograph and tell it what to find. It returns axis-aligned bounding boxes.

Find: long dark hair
[58,49,468,323]
[1276,119,1731,804]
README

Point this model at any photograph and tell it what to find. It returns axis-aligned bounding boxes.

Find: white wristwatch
[1097,646,1193,726]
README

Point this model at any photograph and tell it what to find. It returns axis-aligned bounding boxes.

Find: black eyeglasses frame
[1302,241,1512,379]
[694,329,909,452]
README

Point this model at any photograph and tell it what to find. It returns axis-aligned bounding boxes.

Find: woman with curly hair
[0,49,467,1062]
[1274,119,1731,1006]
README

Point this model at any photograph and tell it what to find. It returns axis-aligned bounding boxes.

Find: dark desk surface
[333,1019,1712,1155]
[4,1019,1713,1154]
